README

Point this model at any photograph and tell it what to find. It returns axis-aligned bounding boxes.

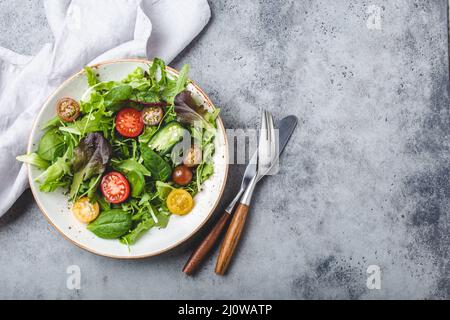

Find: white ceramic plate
[28,59,228,259]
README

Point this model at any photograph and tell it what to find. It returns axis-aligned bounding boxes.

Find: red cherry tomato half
[115,108,144,138]
[101,172,130,204]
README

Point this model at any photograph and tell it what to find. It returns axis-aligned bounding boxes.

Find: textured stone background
[0,0,449,299]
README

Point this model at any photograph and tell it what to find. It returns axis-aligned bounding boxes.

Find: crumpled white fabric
[0,0,211,216]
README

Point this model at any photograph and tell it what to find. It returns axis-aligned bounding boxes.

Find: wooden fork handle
[182,211,231,275]
[215,203,250,275]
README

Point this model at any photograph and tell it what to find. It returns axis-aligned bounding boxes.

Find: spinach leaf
[17,153,50,170]
[112,158,151,177]
[87,209,132,239]
[70,133,112,199]
[104,85,133,109]
[127,171,145,198]
[141,143,172,182]
[37,129,65,161]
[120,208,170,245]
[120,218,154,245]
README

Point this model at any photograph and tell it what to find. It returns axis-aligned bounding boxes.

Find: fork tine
[267,112,276,159]
[267,111,273,138]
[257,110,266,169]
[267,112,277,174]
[265,112,274,163]
[265,110,271,141]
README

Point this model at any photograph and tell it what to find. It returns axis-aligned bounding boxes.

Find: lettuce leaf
[69,133,112,199]
[17,153,50,170]
[84,67,99,87]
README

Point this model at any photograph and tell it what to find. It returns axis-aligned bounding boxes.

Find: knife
[182,115,298,275]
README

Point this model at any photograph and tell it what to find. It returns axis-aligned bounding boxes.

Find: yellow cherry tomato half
[72,197,100,223]
[167,189,194,216]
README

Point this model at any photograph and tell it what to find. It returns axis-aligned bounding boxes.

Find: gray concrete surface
[1,0,449,300]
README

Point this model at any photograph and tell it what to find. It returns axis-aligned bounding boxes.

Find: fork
[215,110,276,275]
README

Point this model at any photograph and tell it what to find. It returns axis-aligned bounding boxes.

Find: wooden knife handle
[215,204,250,275]
[182,211,231,275]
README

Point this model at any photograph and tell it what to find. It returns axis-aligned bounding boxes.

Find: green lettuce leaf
[16,153,50,170]
[84,67,99,87]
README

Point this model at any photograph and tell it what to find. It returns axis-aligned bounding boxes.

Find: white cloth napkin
[0,0,211,217]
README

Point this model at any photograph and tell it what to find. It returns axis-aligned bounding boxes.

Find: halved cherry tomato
[142,106,164,126]
[72,197,100,223]
[101,172,130,204]
[172,165,193,186]
[183,145,202,168]
[57,97,80,122]
[167,189,194,215]
[115,108,144,138]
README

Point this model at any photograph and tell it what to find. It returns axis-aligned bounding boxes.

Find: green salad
[18,58,219,246]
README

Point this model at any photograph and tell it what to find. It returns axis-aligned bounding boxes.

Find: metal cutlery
[215,110,277,275]
[182,114,297,275]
